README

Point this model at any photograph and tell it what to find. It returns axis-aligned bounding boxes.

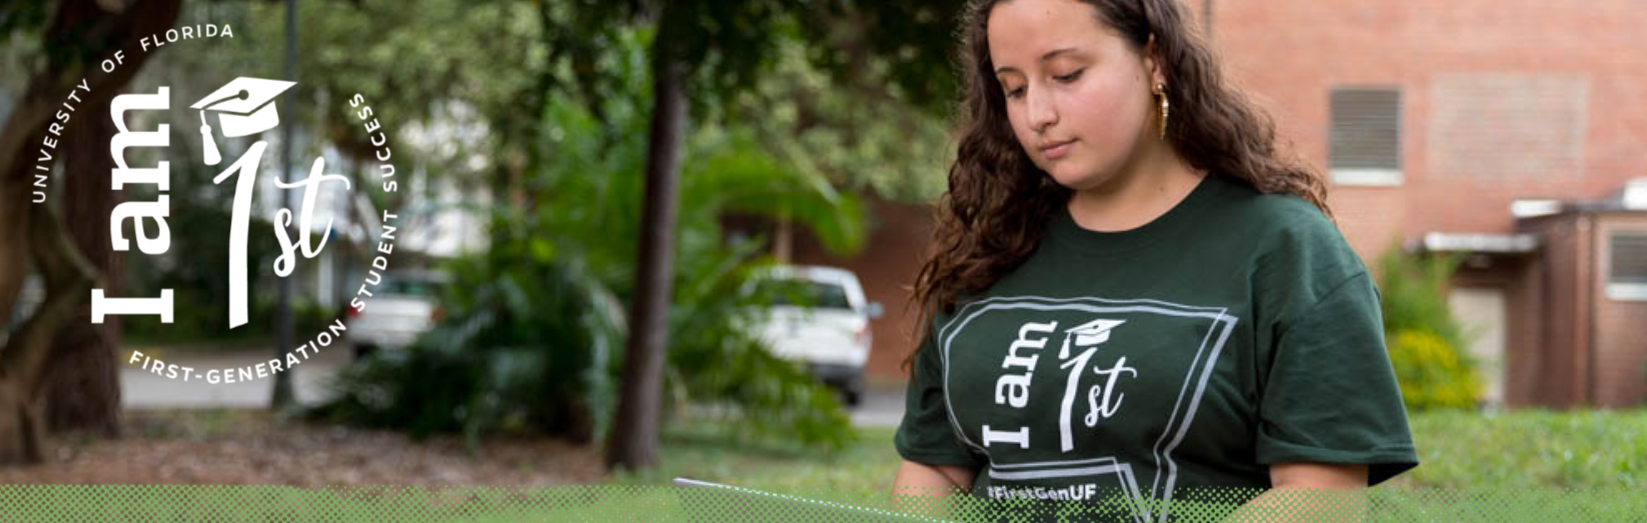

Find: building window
[1329,88,1402,186]
[1606,232,1647,301]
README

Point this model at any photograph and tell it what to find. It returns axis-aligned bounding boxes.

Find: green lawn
[605,421,905,494]
[1389,408,1646,490]
[607,408,1647,493]
[449,408,1647,522]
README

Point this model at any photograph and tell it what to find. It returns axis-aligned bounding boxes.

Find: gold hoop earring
[1153,82,1170,141]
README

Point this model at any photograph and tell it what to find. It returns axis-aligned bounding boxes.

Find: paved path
[849,378,907,428]
[119,344,352,409]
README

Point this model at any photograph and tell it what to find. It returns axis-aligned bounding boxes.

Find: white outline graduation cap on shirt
[1060,318,1125,358]
[191,77,296,166]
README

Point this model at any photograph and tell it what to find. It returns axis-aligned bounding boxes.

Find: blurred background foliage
[315,23,873,452]
[0,0,965,462]
[1376,243,1485,411]
[0,0,962,452]
[732,38,953,203]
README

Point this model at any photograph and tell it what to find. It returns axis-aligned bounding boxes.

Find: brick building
[1215,0,1647,408]
[788,0,1647,409]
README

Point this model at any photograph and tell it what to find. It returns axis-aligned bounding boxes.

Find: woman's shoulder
[1203,176,1334,233]
[1203,176,1342,241]
[1203,175,1368,279]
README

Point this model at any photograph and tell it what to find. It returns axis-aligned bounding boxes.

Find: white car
[748,265,883,406]
[344,270,447,360]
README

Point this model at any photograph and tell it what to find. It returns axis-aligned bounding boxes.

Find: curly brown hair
[903,0,1332,373]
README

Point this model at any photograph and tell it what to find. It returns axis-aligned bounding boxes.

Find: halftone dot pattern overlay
[1,484,1644,522]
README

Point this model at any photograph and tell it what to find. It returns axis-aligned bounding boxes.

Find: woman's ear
[1143,35,1166,87]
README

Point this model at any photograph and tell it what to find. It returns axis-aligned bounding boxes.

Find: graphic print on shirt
[939,296,1237,523]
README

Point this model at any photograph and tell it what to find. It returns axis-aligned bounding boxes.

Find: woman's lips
[1041,139,1075,160]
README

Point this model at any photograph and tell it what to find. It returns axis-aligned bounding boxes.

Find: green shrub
[662,251,854,450]
[1376,244,1467,348]
[1386,329,1484,410]
[1375,243,1483,411]
[312,238,620,447]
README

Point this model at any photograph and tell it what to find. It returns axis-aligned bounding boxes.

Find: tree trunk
[41,98,123,437]
[0,200,100,464]
[0,0,183,465]
[270,0,301,411]
[605,27,690,473]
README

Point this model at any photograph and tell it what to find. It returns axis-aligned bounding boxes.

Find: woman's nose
[1027,86,1058,132]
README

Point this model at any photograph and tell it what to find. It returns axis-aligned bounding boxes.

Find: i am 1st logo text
[92,77,351,330]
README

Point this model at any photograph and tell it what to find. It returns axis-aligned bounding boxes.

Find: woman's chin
[1046,168,1111,191]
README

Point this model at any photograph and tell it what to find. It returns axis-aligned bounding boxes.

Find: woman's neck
[1066,147,1206,233]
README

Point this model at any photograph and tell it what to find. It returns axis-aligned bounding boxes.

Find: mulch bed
[0,409,609,487]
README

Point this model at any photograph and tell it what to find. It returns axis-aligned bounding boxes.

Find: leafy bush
[1386,329,1484,410]
[314,234,621,447]
[1375,243,1483,411]
[662,247,854,450]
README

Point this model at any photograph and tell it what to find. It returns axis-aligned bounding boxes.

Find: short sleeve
[894,329,985,469]
[1254,272,1420,486]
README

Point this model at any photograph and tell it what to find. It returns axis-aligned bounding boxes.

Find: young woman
[890,0,1418,519]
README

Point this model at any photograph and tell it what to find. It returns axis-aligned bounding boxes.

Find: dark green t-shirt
[894,174,1418,521]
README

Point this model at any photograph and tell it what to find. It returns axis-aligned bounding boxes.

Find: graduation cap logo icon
[192,77,296,166]
[1059,318,1125,358]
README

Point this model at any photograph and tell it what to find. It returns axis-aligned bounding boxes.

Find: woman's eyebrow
[994,47,1081,75]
